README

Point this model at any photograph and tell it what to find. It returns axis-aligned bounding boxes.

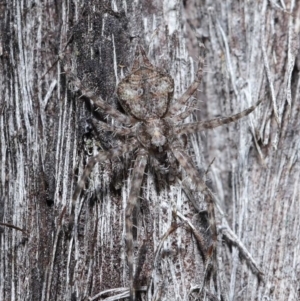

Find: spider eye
[150,86,157,94]
[137,88,143,96]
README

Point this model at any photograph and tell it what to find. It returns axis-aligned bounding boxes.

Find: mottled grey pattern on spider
[68,45,261,301]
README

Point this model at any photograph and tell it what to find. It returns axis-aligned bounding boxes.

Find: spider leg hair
[92,96,136,125]
[170,105,197,123]
[72,139,139,204]
[170,140,217,258]
[92,119,134,136]
[125,148,148,301]
[176,100,262,136]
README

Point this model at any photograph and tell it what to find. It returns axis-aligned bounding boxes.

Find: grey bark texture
[0,0,299,300]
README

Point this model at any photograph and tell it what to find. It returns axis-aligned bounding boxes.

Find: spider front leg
[125,149,148,301]
[167,50,204,118]
[170,140,217,257]
[64,66,136,125]
[176,100,262,136]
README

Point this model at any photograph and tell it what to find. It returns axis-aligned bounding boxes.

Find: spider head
[136,119,172,153]
[150,129,166,148]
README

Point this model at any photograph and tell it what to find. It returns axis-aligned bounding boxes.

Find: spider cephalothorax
[135,119,173,151]
[68,45,261,301]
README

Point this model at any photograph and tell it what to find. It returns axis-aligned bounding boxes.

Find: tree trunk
[1,0,299,300]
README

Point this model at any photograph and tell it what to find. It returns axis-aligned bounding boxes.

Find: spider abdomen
[117,67,174,120]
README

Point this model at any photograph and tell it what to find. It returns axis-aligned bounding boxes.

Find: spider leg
[167,52,204,117]
[176,100,262,136]
[125,149,148,301]
[170,103,198,123]
[64,66,136,125]
[170,140,217,257]
[72,139,139,203]
[92,119,134,136]
[132,45,153,71]
[92,95,135,125]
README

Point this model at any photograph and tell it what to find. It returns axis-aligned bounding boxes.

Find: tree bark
[1,0,299,300]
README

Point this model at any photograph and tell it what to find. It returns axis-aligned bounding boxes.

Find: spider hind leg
[170,140,217,258]
[125,149,148,301]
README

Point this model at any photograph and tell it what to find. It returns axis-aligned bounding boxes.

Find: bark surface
[0,0,299,300]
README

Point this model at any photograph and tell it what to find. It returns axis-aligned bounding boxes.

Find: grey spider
[69,45,261,301]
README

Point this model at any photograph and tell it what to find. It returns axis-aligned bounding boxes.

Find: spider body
[69,45,261,301]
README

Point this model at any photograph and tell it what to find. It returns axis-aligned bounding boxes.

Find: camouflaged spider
[69,45,261,301]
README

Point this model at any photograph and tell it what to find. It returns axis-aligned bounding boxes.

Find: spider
[68,45,261,301]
